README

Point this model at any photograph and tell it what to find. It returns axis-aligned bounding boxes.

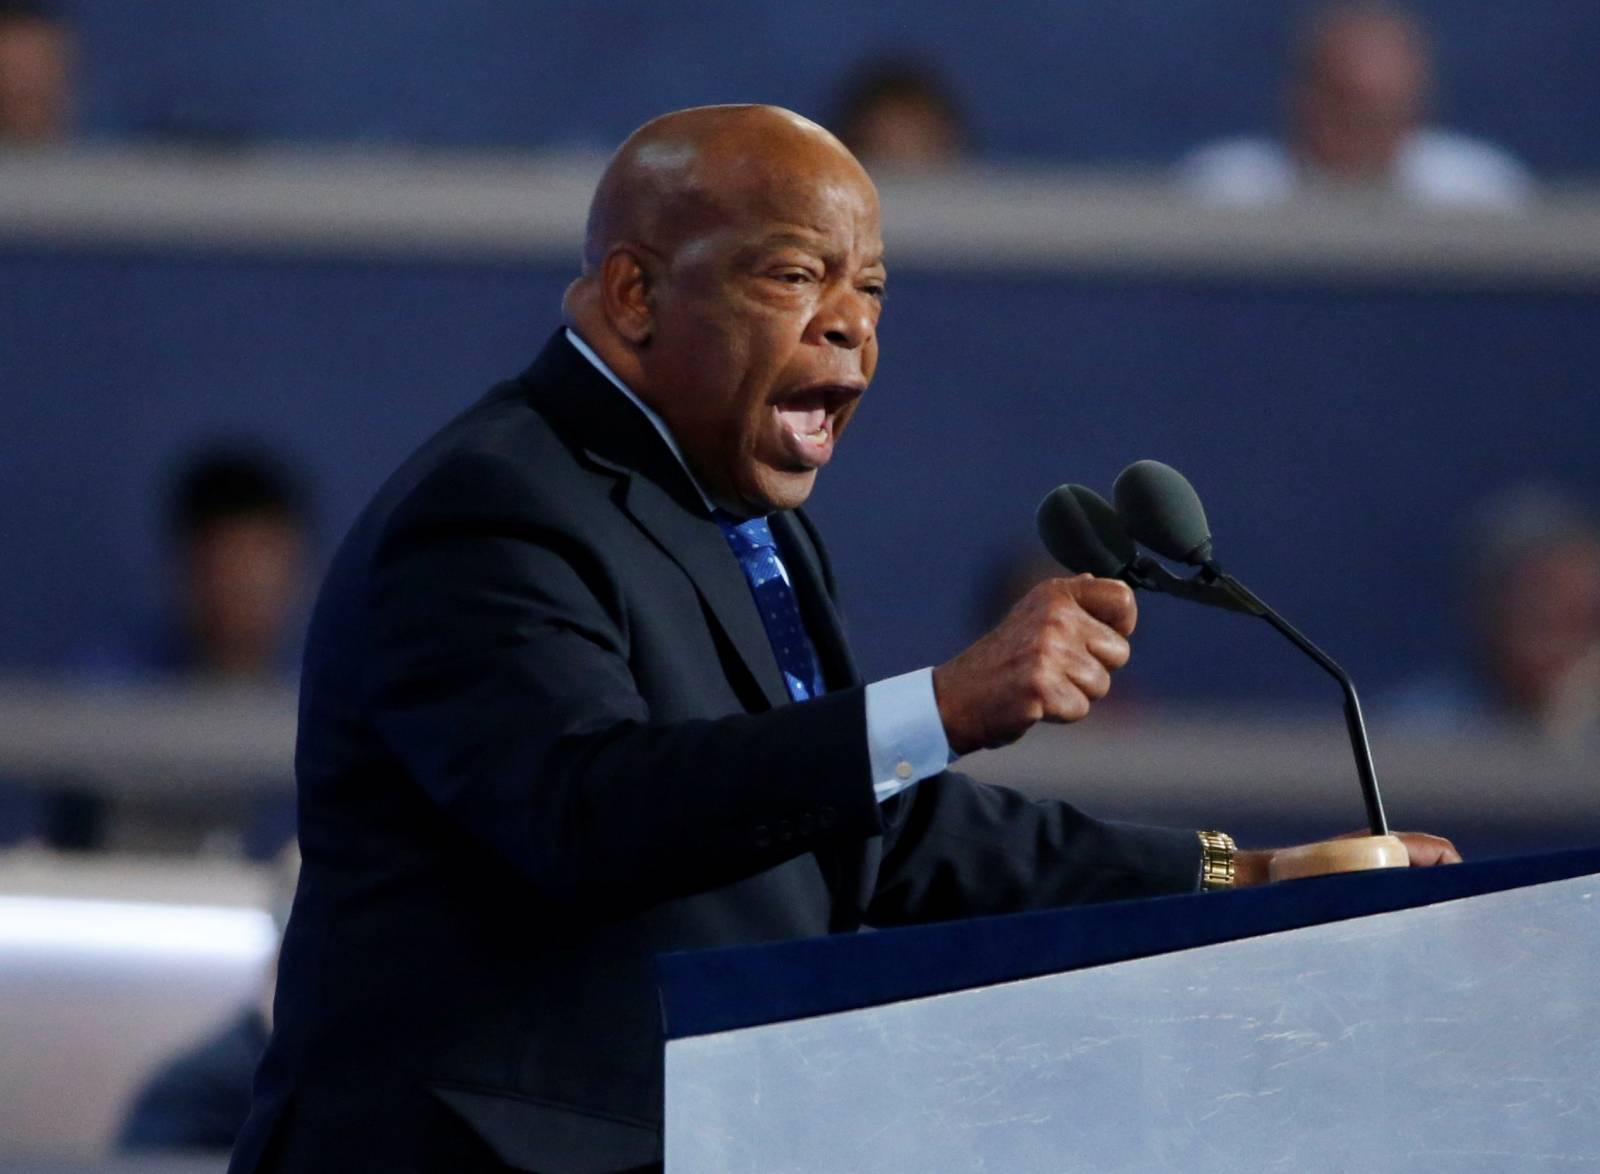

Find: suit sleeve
[361,458,883,918]
[864,770,1202,927]
[788,506,1202,925]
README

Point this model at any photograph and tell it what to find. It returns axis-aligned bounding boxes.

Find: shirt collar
[564,327,718,515]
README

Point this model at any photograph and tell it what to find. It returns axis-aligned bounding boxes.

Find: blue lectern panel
[665,874,1600,1172]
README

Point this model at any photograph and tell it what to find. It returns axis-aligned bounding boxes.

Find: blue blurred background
[9,251,1600,702]
[4,1,1600,1164]
[7,0,1600,700]
[51,0,1600,170]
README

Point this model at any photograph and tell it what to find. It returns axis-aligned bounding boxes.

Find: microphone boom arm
[1124,557,1262,616]
[1199,563,1390,837]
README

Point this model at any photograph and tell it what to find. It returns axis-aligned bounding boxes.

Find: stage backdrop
[6,242,1598,706]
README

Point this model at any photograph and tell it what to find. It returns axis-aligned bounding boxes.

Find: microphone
[1035,484,1257,615]
[1035,484,1137,579]
[1111,460,1390,838]
[1112,459,1213,565]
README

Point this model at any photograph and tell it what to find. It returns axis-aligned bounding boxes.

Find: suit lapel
[616,476,791,711]
[520,332,791,712]
[770,511,860,690]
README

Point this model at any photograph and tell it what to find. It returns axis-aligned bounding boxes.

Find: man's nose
[811,286,876,350]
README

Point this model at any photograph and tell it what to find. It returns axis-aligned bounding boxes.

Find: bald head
[579,104,871,273]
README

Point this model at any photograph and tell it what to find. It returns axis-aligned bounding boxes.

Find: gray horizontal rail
[0,679,298,796]
[5,148,1600,282]
[964,716,1598,832]
[0,847,272,907]
[0,681,1591,827]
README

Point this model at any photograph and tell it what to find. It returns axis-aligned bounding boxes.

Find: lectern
[658,848,1600,1172]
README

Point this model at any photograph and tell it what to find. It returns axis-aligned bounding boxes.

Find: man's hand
[1385,831,1462,867]
[1235,831,1462,887]
[932,575,1136,757]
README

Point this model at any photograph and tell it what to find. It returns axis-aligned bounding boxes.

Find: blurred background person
[82,446,311,686]
[0,0,72,145]
[1179,1,1531,209]
[1382,486,1600,748]
[59,446,309,856]
[116,845,298,1155]
[831,57,968,172]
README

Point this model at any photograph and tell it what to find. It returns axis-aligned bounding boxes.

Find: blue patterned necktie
[715,513,827,703]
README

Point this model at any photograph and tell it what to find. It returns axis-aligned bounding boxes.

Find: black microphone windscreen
[1036,484,1138,577]
[1113,460,1214,564]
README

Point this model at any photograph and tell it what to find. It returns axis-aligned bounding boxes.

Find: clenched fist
[933,575,1137,756]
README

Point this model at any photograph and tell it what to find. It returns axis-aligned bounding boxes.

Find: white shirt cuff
[864,667,953,803]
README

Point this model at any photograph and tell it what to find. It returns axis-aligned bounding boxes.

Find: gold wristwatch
[1197,829,1237,891]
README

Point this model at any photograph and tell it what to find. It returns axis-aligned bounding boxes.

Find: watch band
[1197,829,1237,891]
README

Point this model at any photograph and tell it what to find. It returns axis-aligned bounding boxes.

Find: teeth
[806,427,828,442]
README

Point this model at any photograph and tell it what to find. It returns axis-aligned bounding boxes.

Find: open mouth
[773,383,864,469]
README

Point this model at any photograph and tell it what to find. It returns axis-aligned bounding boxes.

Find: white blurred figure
[1180,2,1531,210]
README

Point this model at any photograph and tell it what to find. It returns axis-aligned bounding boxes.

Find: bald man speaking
[230,107,1454,1174]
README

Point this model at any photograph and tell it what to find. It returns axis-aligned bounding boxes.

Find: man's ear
[599,246,654,346]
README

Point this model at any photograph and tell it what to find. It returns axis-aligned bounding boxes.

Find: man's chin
[740,467,818,515]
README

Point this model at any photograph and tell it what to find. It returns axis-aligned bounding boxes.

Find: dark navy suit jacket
[228,332,1201,1174]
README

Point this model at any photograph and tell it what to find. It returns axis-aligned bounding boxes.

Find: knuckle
[1035,579,1069,605]
[1047,602,1082,634]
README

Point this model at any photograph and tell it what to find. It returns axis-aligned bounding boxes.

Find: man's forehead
[706,146,874,202]
[707,165,883,245]
[746,228,886,264]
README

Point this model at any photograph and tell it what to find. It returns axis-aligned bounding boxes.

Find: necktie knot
[714,512,777,557]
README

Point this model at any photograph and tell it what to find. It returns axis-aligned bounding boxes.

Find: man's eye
[772,270,813,285]
[862,283,887,300]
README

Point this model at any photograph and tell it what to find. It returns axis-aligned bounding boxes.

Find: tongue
[780,406,827,435]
